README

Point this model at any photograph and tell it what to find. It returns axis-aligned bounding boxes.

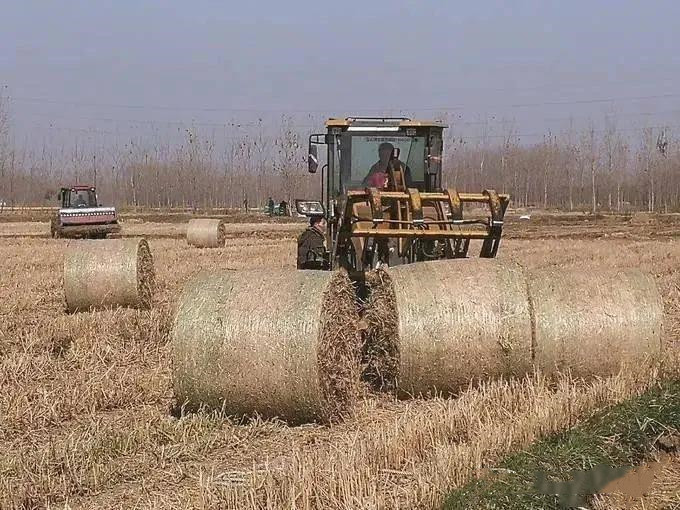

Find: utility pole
[93,153,97,187]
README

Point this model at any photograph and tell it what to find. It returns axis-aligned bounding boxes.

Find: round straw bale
[366,259,534,398]
[528,268,663,377]
[63,238,154,313]
[630,211,656,225]
[186,218,226,248]
[171,269,361,423]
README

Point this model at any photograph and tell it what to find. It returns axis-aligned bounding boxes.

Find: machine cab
[59,186,99,209]
[330,117,444,195]
[304,118,445,218]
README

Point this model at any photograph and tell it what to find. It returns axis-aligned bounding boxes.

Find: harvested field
[0,212,679,509]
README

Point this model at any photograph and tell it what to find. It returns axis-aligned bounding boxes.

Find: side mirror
[308,145,319,174]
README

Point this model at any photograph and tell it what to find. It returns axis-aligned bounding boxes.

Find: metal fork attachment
[344,188,509,258]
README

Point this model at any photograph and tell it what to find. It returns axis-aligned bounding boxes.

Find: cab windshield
[338,134,426,192]
[69,189,97,208]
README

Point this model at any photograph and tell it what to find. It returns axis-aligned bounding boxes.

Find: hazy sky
[2,0,680,146]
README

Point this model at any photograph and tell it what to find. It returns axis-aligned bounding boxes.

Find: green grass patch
[444,380,680,510]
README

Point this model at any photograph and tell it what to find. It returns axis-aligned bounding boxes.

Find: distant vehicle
[50,185,121,239]
[263,201,292,217]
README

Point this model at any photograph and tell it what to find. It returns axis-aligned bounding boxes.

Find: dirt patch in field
[593,435,680,510]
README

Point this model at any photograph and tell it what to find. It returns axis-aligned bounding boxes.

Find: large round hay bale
[171,270,361,424]
[528,268,664,377]
[63,238,154,312]
[366,259,533,398]
[630,211,656,225]
[186,218,226,248]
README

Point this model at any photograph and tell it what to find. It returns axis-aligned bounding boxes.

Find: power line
[9,91,680,115]
[543,109,680,124]
[508,93,680,109]
[9,95,359,114]
[454,123,680,142]
[17,110,280,129]
[16,104,680,136]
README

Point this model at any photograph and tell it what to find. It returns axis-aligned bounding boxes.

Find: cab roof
[63,185,96,191]
[325,117,447,129]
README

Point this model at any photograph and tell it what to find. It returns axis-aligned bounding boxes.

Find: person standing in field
[279,200,289,216]
[297,216,327,269]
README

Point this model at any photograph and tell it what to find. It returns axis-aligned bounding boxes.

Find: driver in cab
[73,192,88,207]
[362,142,411,189]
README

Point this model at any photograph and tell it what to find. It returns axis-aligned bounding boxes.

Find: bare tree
[542,132,556,209]
[253,119,270,208]
[0,94,11,206]
[500,120,517,195]
[615,138,628,211]
[579,125,599,213]
[274,115,304,206]
[641,128,659,212]
[603,116,616,210]
[476,118,491,190]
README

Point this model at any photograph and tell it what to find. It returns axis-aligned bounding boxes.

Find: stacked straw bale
[63,238,154,313]
[366,259,533,397]
[171,269,361,423]
[186,218,227,248]
[528,268,663,377]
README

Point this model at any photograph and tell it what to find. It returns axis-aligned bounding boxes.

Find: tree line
[1,99,678,213]
[443,123,675,212]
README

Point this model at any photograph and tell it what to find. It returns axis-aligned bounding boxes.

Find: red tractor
[50,186,121,239]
